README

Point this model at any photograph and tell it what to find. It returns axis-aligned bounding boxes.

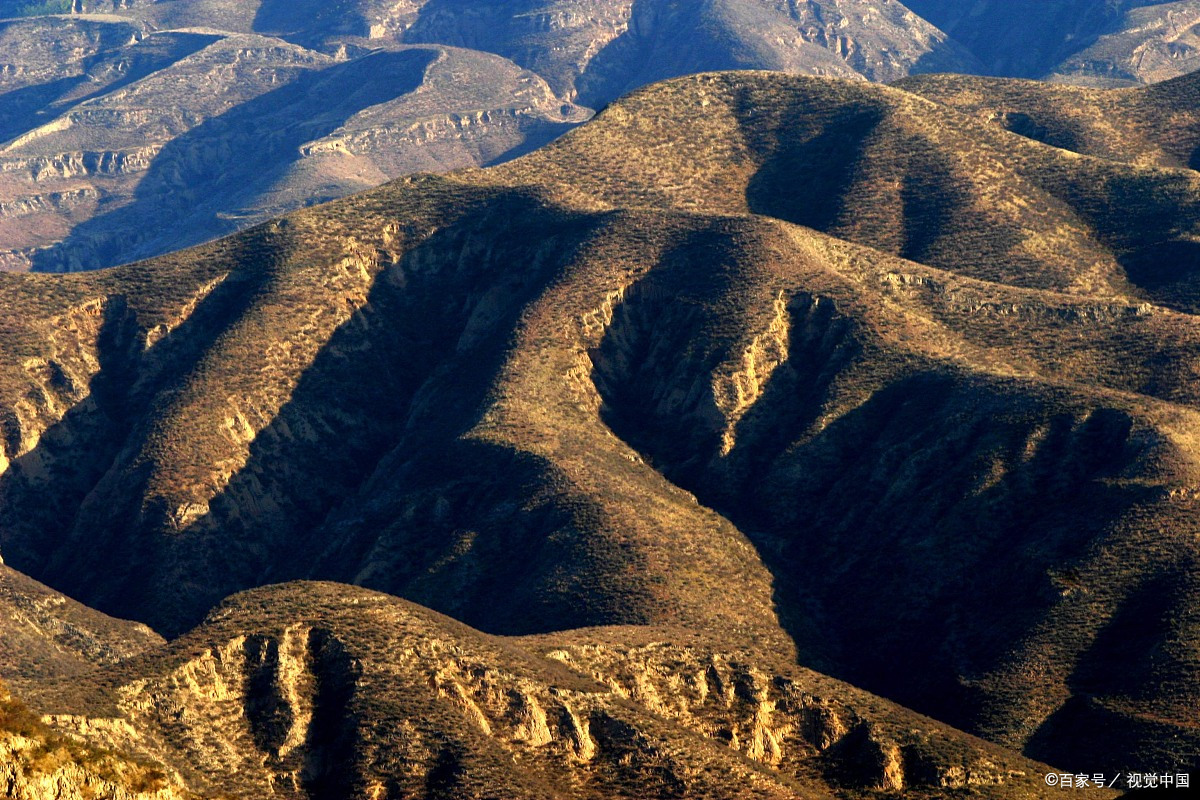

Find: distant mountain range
[907,0,1200,84]
[4,0,1200,272]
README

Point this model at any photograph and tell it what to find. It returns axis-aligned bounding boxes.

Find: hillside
[1,70,1199,791]
[393,0,976,104]
[896,69,1200,170]
[0,16,586,272]
[7,2,1200,275]
[1,680,183,800]
[0,563,163,691]
[23,581,1103,799]
[0,1,980,273]
[904,0,1200,85]
[119,0,975,92]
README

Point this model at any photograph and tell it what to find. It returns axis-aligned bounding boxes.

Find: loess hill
[17,581,1088,799]
[0,68,1198,795]
[0,16,589,273]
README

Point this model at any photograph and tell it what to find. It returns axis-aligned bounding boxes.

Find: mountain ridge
[18,579,1109,799]
[1,70,1198,784]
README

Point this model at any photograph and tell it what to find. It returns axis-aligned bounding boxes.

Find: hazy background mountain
[6,1,1200,274]
[0,13,589,272]
[906,0,1200,85]
[0,0,1130,273]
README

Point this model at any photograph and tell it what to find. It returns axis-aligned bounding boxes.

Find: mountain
[0,14,587,272]
[16,580,1084,799]
[117,0,975,92]
[905,0,1200,86]
[0,1,980,275]
[1046,0,1200,86]
[394,0,976,104]
[8,2,1200,276]
[0,563,177,799]
[0,562,163,692]
[1,69,1198,793]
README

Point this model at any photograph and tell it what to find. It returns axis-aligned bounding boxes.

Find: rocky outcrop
[0,296,115,478]
[0,683,183,800]
[24,583,1087,800]
[0,188,97,219]
[0,739,180,800]
[0,23,588,272]
[0,148,161,181]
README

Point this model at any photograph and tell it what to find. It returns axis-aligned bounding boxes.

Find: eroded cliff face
[0,296,117,477]
[25,583,1086,800]
[0,744,180,800]
[0,19,584,273]
[0,683,183,800]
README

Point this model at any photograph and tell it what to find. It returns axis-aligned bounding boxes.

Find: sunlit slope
[898,70,1200,171]
[495,72,1200,311]
[0,16,584,272]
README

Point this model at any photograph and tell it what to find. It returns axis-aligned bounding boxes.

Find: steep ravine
[584,245,1199,774]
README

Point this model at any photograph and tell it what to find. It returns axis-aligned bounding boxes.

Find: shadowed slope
[897,70,1200,170]
[902,0,1200,86]
[0,22,214,143]
[581,228,1200,771]
[0,15,586,273]
[25,47,438,272]
[492,72,1200,311]
[2,26,587,273]
[0,188,787,652]
[0,564,163,692]
[402,0,976,107]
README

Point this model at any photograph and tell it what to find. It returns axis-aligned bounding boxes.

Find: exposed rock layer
[25,582,1101,799]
